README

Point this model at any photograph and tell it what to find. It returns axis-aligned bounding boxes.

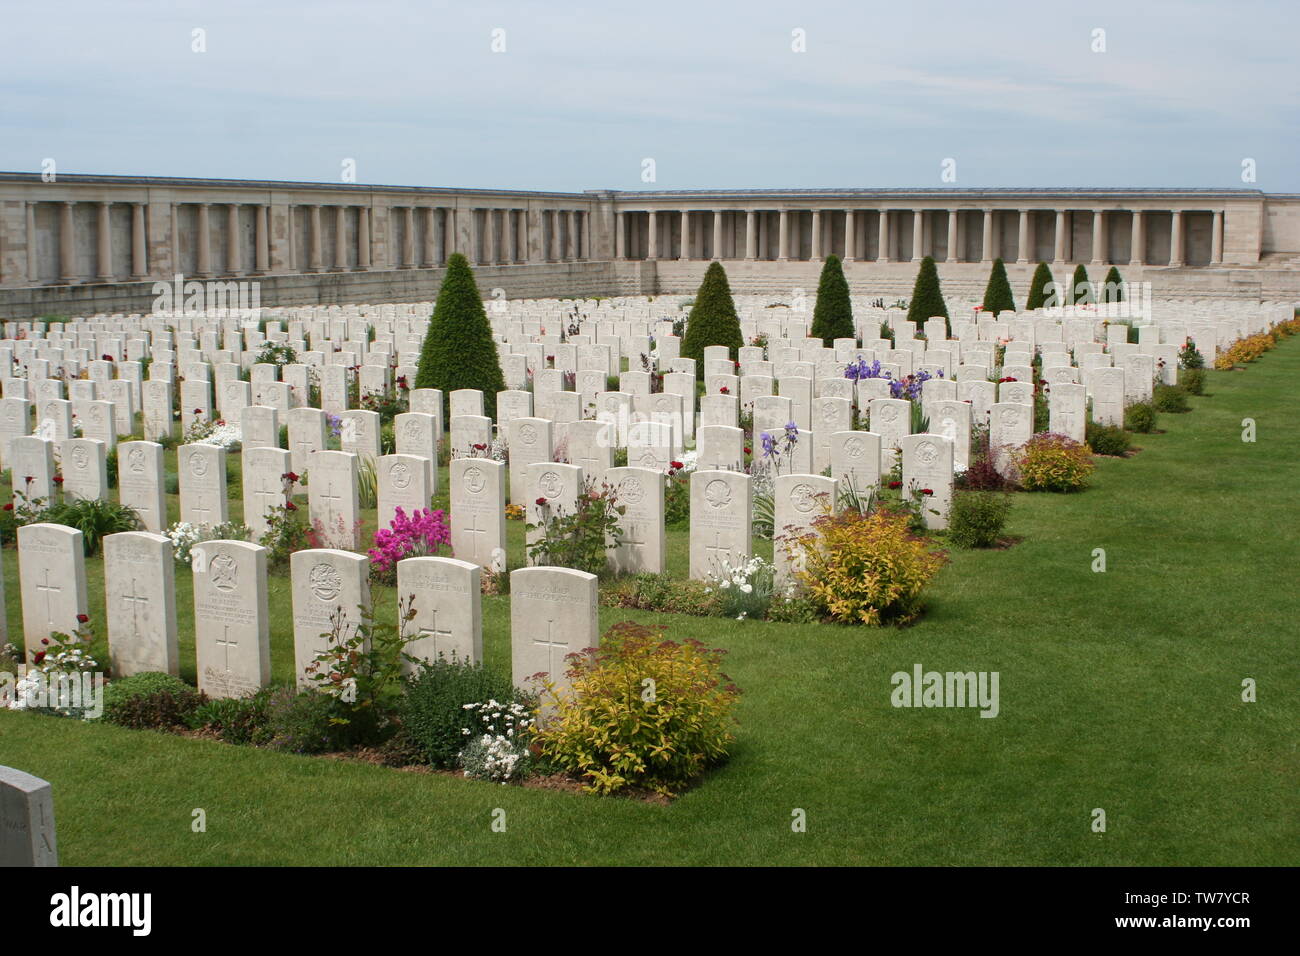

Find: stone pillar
[198,203,213,277]
[778,209,790,261]
[1130,210,1143,266]
[1017,209,1030,264]
[745,210,756,260]
[505,210,517,263]
[227,203,242,275]
[811,210,823,261]
[96,201,114,280]
[1211,210,1223,265]
[912,210,924,261]
[615,212,626,259]
[403,206,416,267]
[1169,210,1184,267]
[26,201,38,281]
[1053,210,1066,263]
[256,205,271,273]
[1091,209,1105,265]
[484,209,497,265]
[647,211,658,260]
[434,208,447,264]
[877,209,890,262]
[844,210,856,261]
[328,205,342,271]
[712,209,723,260]
[569,210,579,260]
[307,205,323,272]
[947,210,960,262]
[678,210,690,261]
[131,203,148,279]
[980,209,993,263]
[357,206,370,270]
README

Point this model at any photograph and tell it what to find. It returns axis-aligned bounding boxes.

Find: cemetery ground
[0,338,1294,866]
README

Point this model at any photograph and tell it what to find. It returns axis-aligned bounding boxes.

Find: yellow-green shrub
[793,508,947,626]
[1217,332,1279,368]
[534,621,740,796]
[1016,433,1095,492]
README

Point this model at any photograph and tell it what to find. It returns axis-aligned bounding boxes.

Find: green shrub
[811,254,854,345]
[41,498,141,555]
[948,491,1013,548]
[1180,367,1206,395]
[981,257,1016,314]
[906,256,949,335]
[1086,422,1131,456]
[1124,402,1158,434]
[415,253,506,422]
[1100,265,1125,303]
[1025,262,1054,310]
[265,688,346,754]
[101,672,203,730]
[681,261,744,373]
[1070,264,1092,304]
[400,658,523,769]
[1016,433,1095,492]
[1153,384,1191,413]
[188,689,275,745]
[605,573,719,616]
[534,621,741,796]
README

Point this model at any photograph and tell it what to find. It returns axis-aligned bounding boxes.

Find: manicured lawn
[1,339,1297,865]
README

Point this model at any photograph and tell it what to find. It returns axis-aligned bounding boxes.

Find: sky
[2,0,1296,192]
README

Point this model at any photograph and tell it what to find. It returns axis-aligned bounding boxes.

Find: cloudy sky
[3,0,1295,191]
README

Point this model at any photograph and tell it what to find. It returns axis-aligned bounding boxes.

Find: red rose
[670,461,684,470]
[888,481,902,489]
[193,408,202,414]
[41,638,50,645]
[719,386,730,394]
[285,502,297,511]
[744,447,752,454]
[33,651,45,665]
[52,475,64,484]
[2,503,12,511]
[535,497,548,507]
[921,488,934,496]
[76,613,90,624]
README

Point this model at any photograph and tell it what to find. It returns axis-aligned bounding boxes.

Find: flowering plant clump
[888,369,941,402]
[1015,432,1095,492]
[6,616,101,719]
[844,357,890,382]
[368,507,451,585]
[166,520,253,564]
[704,555,780,621]
[185,419,242,449]
[1178,340,1205,370]
[458,699,537,784]
[504,503,525,521]
[756,421,800,475]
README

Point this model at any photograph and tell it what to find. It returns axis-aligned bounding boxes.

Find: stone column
[568,210,579,260]
[1017,210,1030,264]
[1091,209,1105,265]
[484,209,497,265]
[811,210,823,261]
[254,205,269,274]
[26,201,38,281]
[678,210,690,261]
[403,206,417,267]
[198,203,213,277]
[505,210,516,263]
[712,209,723,260]
[980,209,993,263]
[131,203,148,278]
[745,210,756,260]
[844,210,856,261]
[227,203,242,275]
[647,211,658,260]
[1169,210,1184,267]
[327,205,341,270]
[434,208,447,264]
[912,210,924,261]
[1211,210,1224,265]
[1129,210,1143,266]
[615,212,626,259]
[1053,210,1066,263]
[877,209,890,262]
[95,201,113,280]
[777,209,790,261]
[357,206,371,270]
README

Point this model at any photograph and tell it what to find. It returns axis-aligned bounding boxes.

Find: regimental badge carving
[71,445,89,470]
[878,405,899,423]
[845,437,864,460]
[128,447,146,474]
[310,562,343,602]
[916,440,939,466]
[791,482,816,513]
[539,470,563,499]
[389,461,411,490]
[463,466,485,495]
[210,553,238,591]
[403,418,421,441]
[189,451,209,477]
[519,424,537,445]
[620,476,645,504]
[705,478,732,510]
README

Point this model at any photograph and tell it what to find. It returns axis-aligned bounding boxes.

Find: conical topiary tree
[811,253,854,346]
[1025,261,1053,310]
[1101,265,1124,303]
[906,256,949,335]
[415,252,506,422]
[1070,264,1092,305]
[681,261,743,374]
[982,257,1017,314]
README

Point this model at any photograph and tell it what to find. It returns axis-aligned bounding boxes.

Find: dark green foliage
[681,262,743,373]
[1153,384,1191,413]
[101,672,203,730]
[399,658,523,769]
[265,688,348,754]
[1180,368,1207,395]
[188,689,276,746]
[414,253,506,421]
[1070,264,1092,304]
[811,254,854,346]
[42,498,141,556]
[981,258,1017,314]
[948,491,1013,548]
[1025,262,1054,310]
[1101,266,1125,303]
[1086,421,1131,455]
[906,256,949,334]
[1124,402,1158,434]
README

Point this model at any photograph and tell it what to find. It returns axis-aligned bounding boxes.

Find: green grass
[2,341,1298,866]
